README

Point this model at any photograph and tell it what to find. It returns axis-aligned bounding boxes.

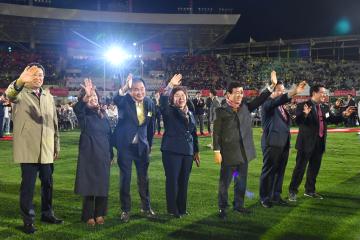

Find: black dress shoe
[41,215,64,224]
[233,207,251,214]
[169,213,181,218]
[218,209,227,219]
[23,223,37,234]
[260,200,273,208]
[179,211,190,217]
[304,192,324,199]
[273,198,288,206]
[141,208,156,218]
[120,211,130,223]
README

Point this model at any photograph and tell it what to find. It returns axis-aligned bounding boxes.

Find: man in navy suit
[113,74,155,222]
[288,84,355,201]
[259,80,306,208]
[0,93,5,138]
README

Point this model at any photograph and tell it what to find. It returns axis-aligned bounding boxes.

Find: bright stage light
[104,46,128,65]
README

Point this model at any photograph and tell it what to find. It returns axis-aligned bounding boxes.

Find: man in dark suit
[345,94,356,127]
[288,85,355,201]
[192,92,205,135]
[152,91,162,135]
[259,80,306,208]
[213,71,277,219]
[0,93,5,138]
[113,74,156,222]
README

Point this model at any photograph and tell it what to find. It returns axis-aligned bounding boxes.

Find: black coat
[192,98,205,115]
[160,95,199,156]
[74,101,113,197]
[295,100,343,154]
[213,89,271,165]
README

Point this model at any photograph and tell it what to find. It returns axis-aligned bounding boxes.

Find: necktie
[34,89,41,98]
[317,104,324,138]
[136,102,145,125]
[278,105,288,121]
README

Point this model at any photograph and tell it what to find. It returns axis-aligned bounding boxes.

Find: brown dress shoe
[87,218,96,226]
[96,216,105,225]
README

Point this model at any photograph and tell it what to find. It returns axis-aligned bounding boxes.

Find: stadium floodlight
[133,42,137,46]
[104,46,128,65]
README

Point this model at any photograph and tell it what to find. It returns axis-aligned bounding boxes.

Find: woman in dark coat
[74,78,113,226]
[160,74,200,218]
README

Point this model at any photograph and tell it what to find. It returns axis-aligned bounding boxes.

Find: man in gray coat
[6,63,62,234]
[213,71,277,219]
[206,89,221,148]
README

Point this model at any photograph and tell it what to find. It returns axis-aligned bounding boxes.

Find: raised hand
[270,70,277,86]
[289,81,307,97]
[343,106,356,117]
[126,73,133,89]
[80,78,94,97]
[296,81,307,94]
[18,66,40,86]
[303,103,312,116]
[169,74,182,87]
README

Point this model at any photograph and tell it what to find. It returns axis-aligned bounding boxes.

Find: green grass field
[0,128,360,240]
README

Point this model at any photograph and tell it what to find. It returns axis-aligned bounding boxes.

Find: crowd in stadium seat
[165,55,226,90]
[164,55,360,91]
[1,48,359,91]
[0,49,61,87]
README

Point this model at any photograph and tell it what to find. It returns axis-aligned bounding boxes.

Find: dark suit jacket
[261,93,292,149]
[160,95,199,156]
[192,98,205,115]
[0,102,4,118]
[213,89,271,165]
[113,94,155,155]
[295,100,343,154]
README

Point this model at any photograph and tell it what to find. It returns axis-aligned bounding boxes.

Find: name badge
[147,112,152,117]
[325,112,330,118]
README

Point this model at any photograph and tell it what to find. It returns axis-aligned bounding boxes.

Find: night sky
[133,0,360,43]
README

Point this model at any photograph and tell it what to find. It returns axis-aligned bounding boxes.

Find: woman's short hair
[169,86,188,105]
[78,87,101,103]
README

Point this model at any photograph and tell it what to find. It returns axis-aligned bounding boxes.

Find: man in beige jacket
[6,63,63,234]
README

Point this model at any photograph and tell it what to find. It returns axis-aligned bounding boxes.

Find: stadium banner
[49,87,69,97]
[333,89,356,96]
[244,90,259,97]
[200,89,225,97]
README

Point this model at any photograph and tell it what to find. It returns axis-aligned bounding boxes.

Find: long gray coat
[213,89,271,165]
[5,81,60,164]
[74,101,113,196]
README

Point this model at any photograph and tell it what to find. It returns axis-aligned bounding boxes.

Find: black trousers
[289,137,324,194]
[260,145,289,202]
[218,161,248,210]
[195,114,204,134]
[20,163,54,224]
[117,145,150,212]
[81,196,108,221]
[0,115,3,137]
[155,112,161,134]
[207,111,211,133]
[162,151,193,215]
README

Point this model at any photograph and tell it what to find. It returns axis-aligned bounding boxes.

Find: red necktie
[34,89,41,98]
[317,104,324,138]
[278,105,288,121]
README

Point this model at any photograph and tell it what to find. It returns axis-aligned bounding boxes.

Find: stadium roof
[0,3,240,50]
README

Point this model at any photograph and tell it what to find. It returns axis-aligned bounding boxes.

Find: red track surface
[1,128,359,141]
